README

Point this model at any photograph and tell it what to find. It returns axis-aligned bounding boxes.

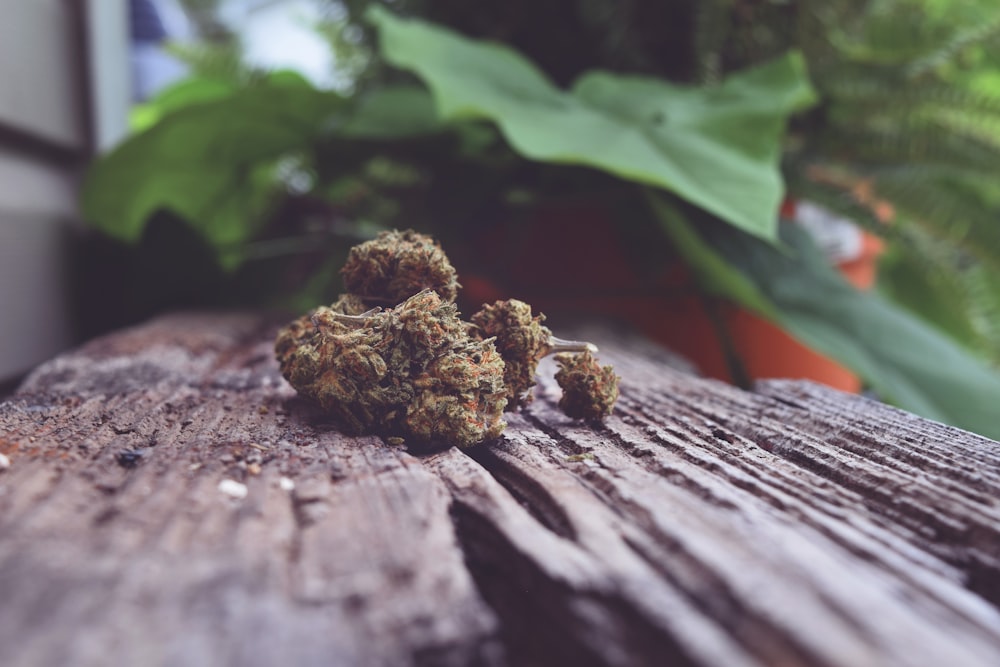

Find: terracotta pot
[457,200,883,392]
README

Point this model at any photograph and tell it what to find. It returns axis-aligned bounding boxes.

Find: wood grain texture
[1,313,999,667]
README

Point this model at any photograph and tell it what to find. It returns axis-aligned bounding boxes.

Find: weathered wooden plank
[1,313,999,667]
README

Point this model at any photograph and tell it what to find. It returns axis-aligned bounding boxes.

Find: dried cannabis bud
[471,299,597,410]
[329,292,370,316]
[275,289,506,448]
[274,293,372,380]
[277,229,620,448]
[341,229,460,305]
[554,351,620,421]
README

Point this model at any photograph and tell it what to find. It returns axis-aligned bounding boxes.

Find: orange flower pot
[706,229,885,392]
[457,201,884,393]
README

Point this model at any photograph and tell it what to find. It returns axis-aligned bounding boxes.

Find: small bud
[471,300,600,411]
[470,299,551,410]
[341,229,459,306]
[554,351,620,421]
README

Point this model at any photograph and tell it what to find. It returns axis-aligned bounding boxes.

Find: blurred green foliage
[80,0,1000,438]
[369,6,816,240]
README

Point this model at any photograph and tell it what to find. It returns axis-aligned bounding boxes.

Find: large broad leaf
[647,191,1000,440]
[82,77,443,266]
[129,77,239,133]
[645,193,776,318]
[336,85,443,138]
[368,6,816,241]
[81,73,345,265]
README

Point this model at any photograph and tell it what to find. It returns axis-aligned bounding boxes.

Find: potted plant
[79,0,1000,439]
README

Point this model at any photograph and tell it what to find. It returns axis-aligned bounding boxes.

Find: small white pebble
[0,453,10,470]
[279,476,295,492]
[218,479,248,500]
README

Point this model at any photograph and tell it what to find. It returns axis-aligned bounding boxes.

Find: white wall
[0,0,88,151]
[0,149,78,381]
[87,0,131,151]
[0,0,128,381]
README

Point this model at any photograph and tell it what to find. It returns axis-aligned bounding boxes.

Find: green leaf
[81,73,344,264]
[367,6,816,242]
[129,77,238,132]
[649,187,1000,438]
[337,85,443,138]
[705,222,1000,440]
[645,191,776,317]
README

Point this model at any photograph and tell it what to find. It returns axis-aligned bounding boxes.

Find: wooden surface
[1,313,1000,667]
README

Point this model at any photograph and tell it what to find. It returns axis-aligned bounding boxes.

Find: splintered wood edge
[0,312,998,667]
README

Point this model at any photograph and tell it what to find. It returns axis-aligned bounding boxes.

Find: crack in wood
[447,499,694,667]
[462,443,578,542]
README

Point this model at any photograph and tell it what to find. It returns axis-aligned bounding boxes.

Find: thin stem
[312,307,381,331]
[703,297,752,390]
[546,336,598,355]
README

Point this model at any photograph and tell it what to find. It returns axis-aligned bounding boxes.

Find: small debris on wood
[0,452,10,470]
[115,449,145,468]
[218,479,248,500]
[247,462,262,476]
[279,477,295,492]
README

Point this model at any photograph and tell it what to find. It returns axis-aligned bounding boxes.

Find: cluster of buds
[470,299,598,410]
[275,230,620,448]
[276,289,506,447]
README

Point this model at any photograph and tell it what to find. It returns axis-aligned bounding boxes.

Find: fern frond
[907,9,1000,78]
[962,263,1000,362]
[880,228,980,347]
[827,9,940,66]
[814,121,1000,171]
[921,106,1000,153]
[691,0,733,84]
[880,222,1000,364]
[867,166,1000,269]
[821,68,1000,115]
